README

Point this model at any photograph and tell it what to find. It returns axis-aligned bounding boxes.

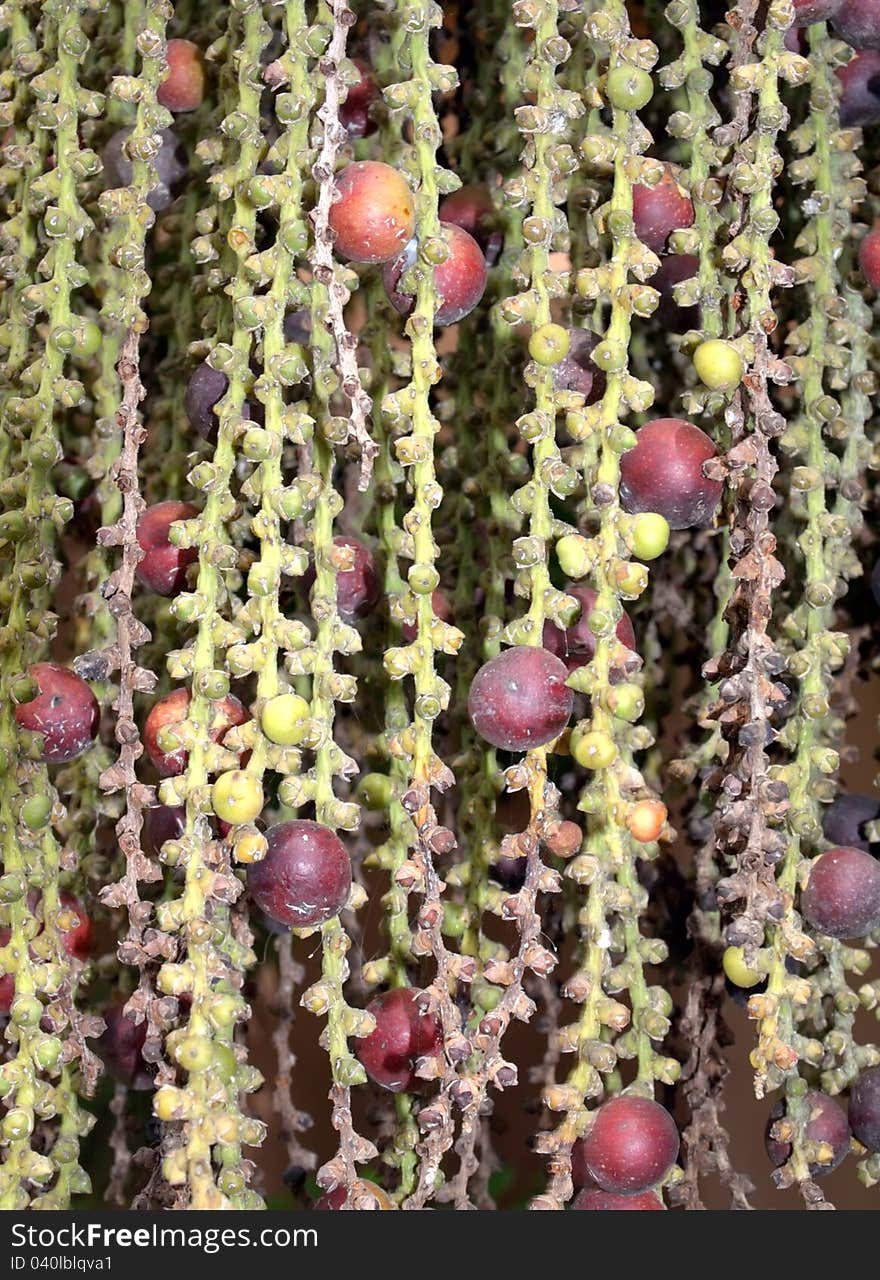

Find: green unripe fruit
[556,533,592,579]
[11,996,42,1027]
[570,727,617,769]
[357,773,392,811]
[3,1109,32,1141]
[722,946,763,989]
[605,65,654,112]
[528,323,570,366]
[261,692,310,746]
[175,1035,214,1072]
[693,339,743,391]
[631,512,670,561]
[212,771,263,825]
[606,683,644,722]
[71,321,102,360]
[35,1036,63,1073]
[21,795,53,830]
[212,1043,238,1084]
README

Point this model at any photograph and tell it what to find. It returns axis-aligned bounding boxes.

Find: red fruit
[572,1187,664,1210]
[0,891,92,1013]
[580,1095,679,1195]
[339,60,377,139]
[794,0,843,20]
[136,501,199,597]
[859,227,880,290]
[765,1090,850,1176]
[652,254,700,329]
[355,987,443,1092]
[620,418,722,531]
[143,688,248,777]
[800,846,880,939]
[632,167,694,255]
[438,184,502,264]
[849,1066,880,1152]
[401,590,453,643]
[468,647,574,752]
[383,222,488,326]
[99,1000,151,1090]
[329,161,415,265]
[16,663,99,764]
[247,820,351,929]
[158,39,206,113]
[542,586,635,674]
[552,328,606,403]
[837,49,880,126]
[303,536,381,622]
[833,0,880,47]
[314,1181,394,1209]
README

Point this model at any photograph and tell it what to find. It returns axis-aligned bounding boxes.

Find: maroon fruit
[765,1090,850,1176]
[468,647,574,752]
[552,328,606,403]
[632,167,694,255]
[401,590,453,643]
[184,361,228,439]
[619,418,722,530]
[328,161,415,265]
[580,1095,679,1195]
[837,49,880,126]
[158,39,206,113]
[542,585,636,674]
[800,846,880,939]
[99,1000,151,1089]
[16,663,99,764]
[849,1066,880,1152]
[859,227,880,290]
[822,793,880,854]
[339,60,377,139]
[143,688,248,777]
[793,0,843,20]
[303,536,381,622]
[136,501,199,597]
[652,254,700,329]
[355,987,443,1092]
[572,1187,664,1210]
[248,820,351,929]
[383,222,488,326]
[438,184,502,264]
[102,126,187,213]
[833,0,880,46]
[142,804,187,859]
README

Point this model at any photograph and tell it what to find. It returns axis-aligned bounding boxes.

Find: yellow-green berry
[570,727,617,769]
[212,771,264,825]
[261,692,310,746]
[631,512,670,561]
[529,323,570,366]
[605,65,653,112]
[722,946,763,989]
[693,339,743,392]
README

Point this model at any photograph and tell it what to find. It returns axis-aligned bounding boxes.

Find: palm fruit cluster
[2,0,880,1212]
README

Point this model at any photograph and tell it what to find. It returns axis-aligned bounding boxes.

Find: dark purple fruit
[99,1001,151,1090]
[579,1095,679,1195]
[248,820,351,929]
[552,328,606,403]
[142,804,187,859]
[849,1066,880,1152]
[383,222,488,327]
[468,647,574,752]
[184,361,228,439]
[303,536,381,622]
[801,846,880,939]
[822,793,880,854]
[542,585,636,675]
[355,988,443,1092]
[102,127,188,213]
[619,418,722,531]
[765,1090,850,1176]
[632,167,694,255]
[837,49,880,126]
[833,0,880,47]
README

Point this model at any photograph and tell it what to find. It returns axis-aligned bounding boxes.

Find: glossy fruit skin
[801,846,880,939]
[135,501,198,596]
[580,1095,679,1195]
[653,254,700,329]
[184,361,228,439]
[722,946,763,989]
[619,418,722,531]
[260,692,311,746]
[837,49,880,126]
[212,771,263,825]
[552,328,606,403]
[303,536,381,621]
[339,60,377,139]
[833,0,880,46]
[142,804,187,858]
[16,663,99,764]
[382,222,487,326]
[794,0,844,19]
[355,988,443,1092]
[572,1187,664,1210]
[247,820,351,929]
[98,1001,152,1090]
[401,590,452,643]
[438,184,502,264]
[765,1090,850,1176]
[822,793,880,854]
[605,65,653,111]
[631,512,670,561]
[329,161,415,265]
[468,647,574,752]
[859,227,880,290]
[693,339,743,392]
[849,1066,880,1151]
[627,799,666,843]
[542,586,635,674]
[632,167,694,255]
[158,40,206,112]
[143,688,248,777]
[103,127,187,213]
